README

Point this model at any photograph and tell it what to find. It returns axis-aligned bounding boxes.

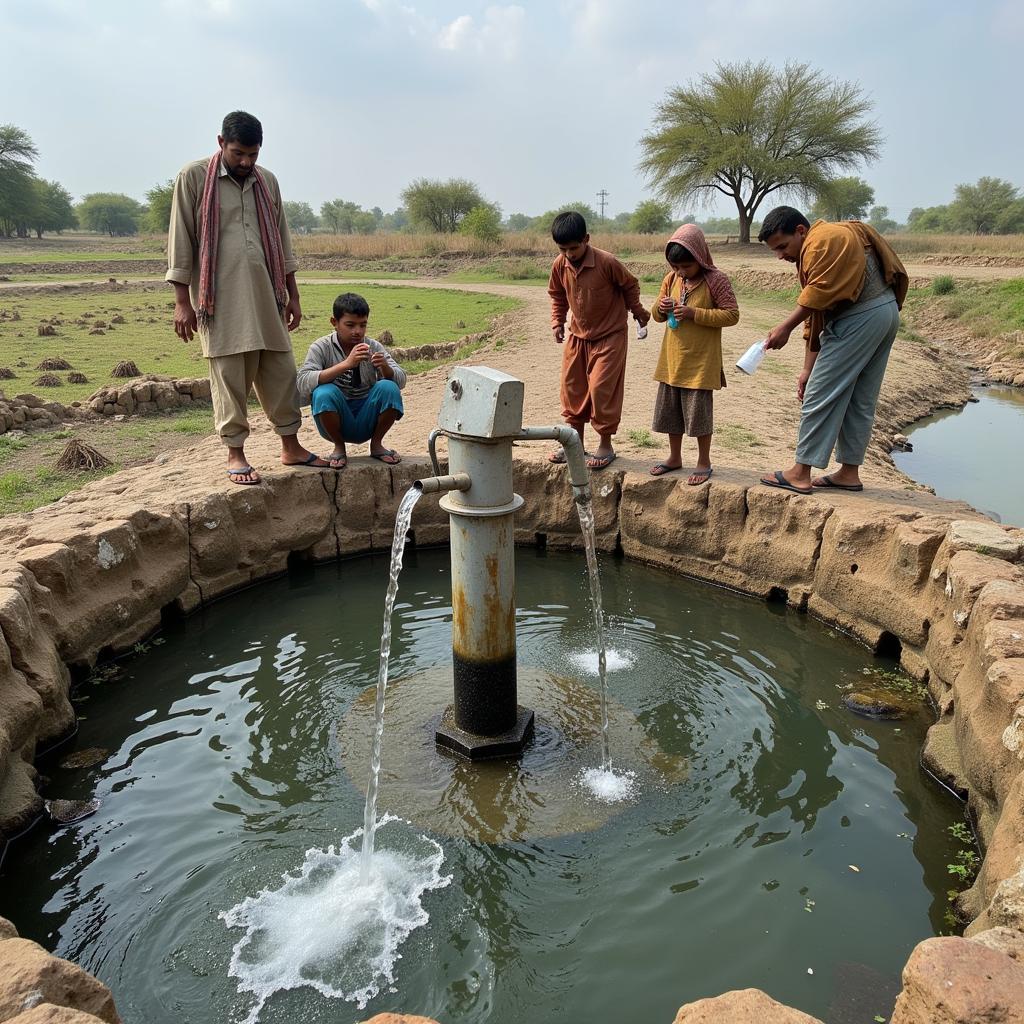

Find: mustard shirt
[651,273,739,391]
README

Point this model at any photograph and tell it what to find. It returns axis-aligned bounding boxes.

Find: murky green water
[893,385,1024,527]
[0,549,965,1023]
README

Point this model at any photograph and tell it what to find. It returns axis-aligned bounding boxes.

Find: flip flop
[813,474,864,491]
[649,462,682,476]
[760,470,813,495]
[587,453,617,471]
[548,449,567,464]
[284,452,331,468]
[371,449,402,465]
[227,465,260,485]
[687,467,714,486]
[326,453,347,470]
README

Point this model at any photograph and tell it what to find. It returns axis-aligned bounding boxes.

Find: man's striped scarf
[196,152,288,329]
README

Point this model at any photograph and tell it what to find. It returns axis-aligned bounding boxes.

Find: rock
[44,798,101,824]
[969,926,1024,962]
[359,1017,441,1024]
[673,988,824,1022]
[0,916,17,940]
[842,686,917,719]
[891,935,1024,1023]
[0,937,121,1023]
[7,1006,111,1023]
[948,520,1023,563]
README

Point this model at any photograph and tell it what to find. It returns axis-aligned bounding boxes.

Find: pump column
[433,368,534,759]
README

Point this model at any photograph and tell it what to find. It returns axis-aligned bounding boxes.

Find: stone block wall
[86,376,211,417]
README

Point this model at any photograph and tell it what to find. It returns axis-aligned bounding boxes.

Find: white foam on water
[220,817,450,1022]
[579,766,637,803]
[567,648,635,675]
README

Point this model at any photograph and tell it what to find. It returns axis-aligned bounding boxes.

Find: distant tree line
[0,125,76,238]
[5,109,1023,243]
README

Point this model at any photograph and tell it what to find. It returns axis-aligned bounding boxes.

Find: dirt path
[323,278,968,491]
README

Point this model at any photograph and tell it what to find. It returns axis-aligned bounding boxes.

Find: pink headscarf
[665,224,738,311]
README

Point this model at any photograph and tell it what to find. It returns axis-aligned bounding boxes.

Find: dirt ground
[296,277,967,491]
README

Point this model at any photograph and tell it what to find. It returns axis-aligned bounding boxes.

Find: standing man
[166,110,329,483]
[756,206,908,495]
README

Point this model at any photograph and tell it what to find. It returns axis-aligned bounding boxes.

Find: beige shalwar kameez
[165,159,302,447]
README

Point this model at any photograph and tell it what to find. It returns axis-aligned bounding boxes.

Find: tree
[907,205,955,233]
[810,177,875,221]
[868,205,900,234]
[460,203,503,243]
[0,124,40,238]
[319,198,361,233]
[30,179,76,237]
[351,210,377,235]
[77,193,143,236]
[630,199,673,234]
[506,212,532,232]
[283,200,318,234]
[531,202,599,232]
[639,62,881,243]
[144,180,174,233]
[949,177,1020,234]
[401,178,485,232]
[381,207,409,232]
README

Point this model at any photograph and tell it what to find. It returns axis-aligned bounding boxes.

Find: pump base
[434,704,535,760]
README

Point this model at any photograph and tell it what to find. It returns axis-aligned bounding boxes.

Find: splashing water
[579,766,637,803]
[574,498,611,769]
[221,817,450,1022]
[362,487,422,881]
[567,647,636,676]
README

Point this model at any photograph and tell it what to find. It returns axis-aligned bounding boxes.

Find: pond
[893,385,1024,527]
[0,548,965,1024]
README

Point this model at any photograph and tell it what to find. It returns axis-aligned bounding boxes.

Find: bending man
[757,206,908,494]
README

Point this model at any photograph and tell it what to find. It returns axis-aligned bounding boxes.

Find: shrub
[932,275,956,296]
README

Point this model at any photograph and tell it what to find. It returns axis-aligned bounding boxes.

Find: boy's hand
[658,296,674,313]
[552,326,564,344]
[796,369,810,402]
[673,303,696,321]
[343,343,370,368]
[370,351,388,369]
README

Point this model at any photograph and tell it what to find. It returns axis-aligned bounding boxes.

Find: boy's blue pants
[310,380,404,443]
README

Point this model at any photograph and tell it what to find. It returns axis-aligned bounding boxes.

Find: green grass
[0,284,520,406]
[0,464,116,514]
[449,259,550,285]
[296,270,416,281]
[931,275,956,296]
[627,428,657,447]
[0,248,165,265]
[716,423,763,450]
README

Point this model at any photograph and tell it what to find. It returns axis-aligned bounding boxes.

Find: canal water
[0,549,965,1024]
[893,385,1024,526]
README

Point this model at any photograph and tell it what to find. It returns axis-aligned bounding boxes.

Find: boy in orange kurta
[547,211,650,470]
[649,225,739,484]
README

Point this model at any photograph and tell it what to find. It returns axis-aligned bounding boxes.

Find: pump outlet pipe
[517,425,591,504]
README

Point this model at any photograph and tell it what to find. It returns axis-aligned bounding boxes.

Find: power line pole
[596,189,609,220]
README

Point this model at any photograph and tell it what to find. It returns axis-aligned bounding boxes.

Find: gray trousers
[796,292,900,469]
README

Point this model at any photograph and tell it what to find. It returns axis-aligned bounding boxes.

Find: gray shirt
[295,332,407,406]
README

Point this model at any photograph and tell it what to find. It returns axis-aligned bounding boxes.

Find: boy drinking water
[649,225,739,484]
[296,292,406,468]
[547,211,650,470]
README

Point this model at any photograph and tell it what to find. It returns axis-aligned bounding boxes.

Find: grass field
[0,284,520,406]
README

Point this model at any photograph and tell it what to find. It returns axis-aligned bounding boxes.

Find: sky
[2,0,1022,223]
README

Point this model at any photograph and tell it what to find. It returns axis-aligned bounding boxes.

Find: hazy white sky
[3,0,1021,222]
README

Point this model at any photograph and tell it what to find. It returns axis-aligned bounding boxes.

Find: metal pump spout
[414,473,472,495]
[519,425,592,504]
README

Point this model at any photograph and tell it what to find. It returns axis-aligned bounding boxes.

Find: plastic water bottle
[667,308,678,329]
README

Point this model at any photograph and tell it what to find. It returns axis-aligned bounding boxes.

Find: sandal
[227,465,260,485]
[371,449,402,465]
[760,470,812,495]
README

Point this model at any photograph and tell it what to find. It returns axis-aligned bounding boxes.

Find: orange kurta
[798,220,908,350]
